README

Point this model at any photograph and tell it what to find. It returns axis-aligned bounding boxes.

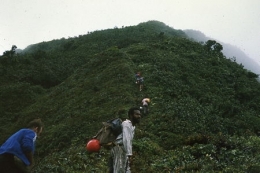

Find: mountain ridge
[0,20,260,172]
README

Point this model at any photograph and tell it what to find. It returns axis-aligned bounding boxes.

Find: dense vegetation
[0,20,260,173]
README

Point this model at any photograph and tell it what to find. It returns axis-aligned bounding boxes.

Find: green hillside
[0,21,260,172]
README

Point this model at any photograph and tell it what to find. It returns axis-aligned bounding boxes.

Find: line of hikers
[85,72,151,172]
[0,110,150,173]
[0,72,150,173]
[135,71,150,115]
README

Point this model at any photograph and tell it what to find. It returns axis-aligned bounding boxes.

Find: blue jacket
[0,128,36,165]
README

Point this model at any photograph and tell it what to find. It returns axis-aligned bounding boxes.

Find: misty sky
[1,0,260,63]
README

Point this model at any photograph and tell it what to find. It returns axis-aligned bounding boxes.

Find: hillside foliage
[0,20,260,172]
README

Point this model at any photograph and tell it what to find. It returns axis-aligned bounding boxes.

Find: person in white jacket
[141,98,150,116]
[110,107,141,173]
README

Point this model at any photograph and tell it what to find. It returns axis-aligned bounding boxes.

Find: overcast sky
[1,0,259,63]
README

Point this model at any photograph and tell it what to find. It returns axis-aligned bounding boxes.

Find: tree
[3,45,17,57]
[213,42,223,52]
[205,40,223,54]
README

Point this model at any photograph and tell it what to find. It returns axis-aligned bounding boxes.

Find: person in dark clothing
[135,72,144,91]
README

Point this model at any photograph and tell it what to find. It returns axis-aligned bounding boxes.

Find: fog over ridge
[184,29,260,75]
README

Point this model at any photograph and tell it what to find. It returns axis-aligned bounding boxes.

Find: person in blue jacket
[0,118,43,173]
[135,72,144,91]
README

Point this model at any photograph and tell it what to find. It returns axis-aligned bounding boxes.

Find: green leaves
[1,21,260,172]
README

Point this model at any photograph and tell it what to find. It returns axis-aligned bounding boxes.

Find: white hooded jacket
[115,119,135,156]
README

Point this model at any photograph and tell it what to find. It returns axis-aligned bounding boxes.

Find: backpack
[93,118,122,149]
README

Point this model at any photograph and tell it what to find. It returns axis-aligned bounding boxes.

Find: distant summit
[184,29,260,75]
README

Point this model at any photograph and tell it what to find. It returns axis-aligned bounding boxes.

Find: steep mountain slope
[0,21,260,172]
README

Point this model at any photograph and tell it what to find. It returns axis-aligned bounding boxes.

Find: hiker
[135,72,144,91]
[109,107,141,173]
[141,97,150,116]
[0,118,44,173]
